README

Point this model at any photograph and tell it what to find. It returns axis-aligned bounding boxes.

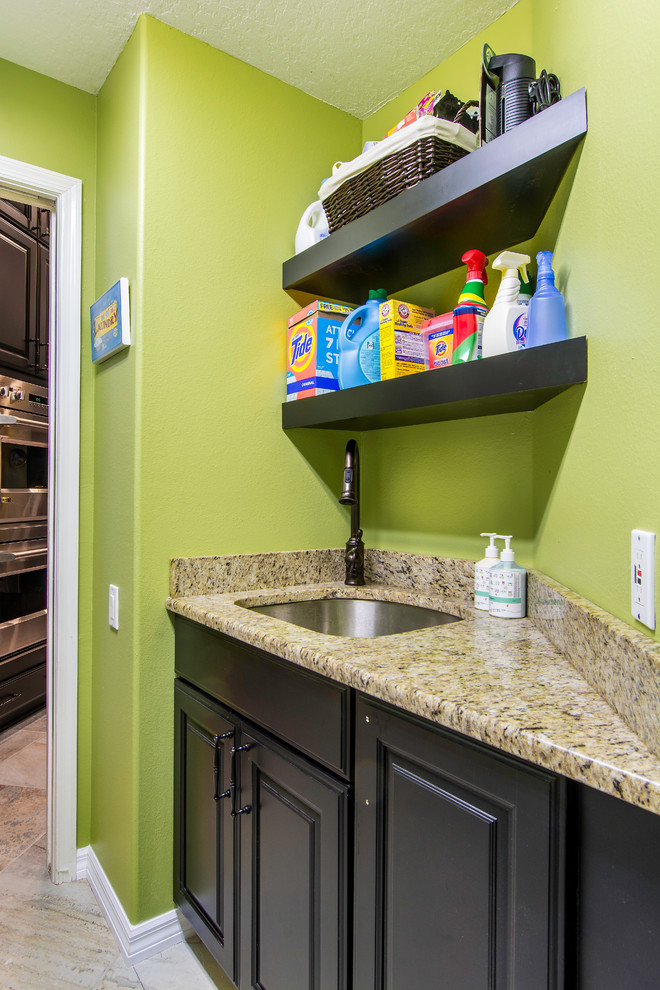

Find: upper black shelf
[283,89,587,301]
[282,336,587,431]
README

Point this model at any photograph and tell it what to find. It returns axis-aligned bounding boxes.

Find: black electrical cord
[529,69,561,114]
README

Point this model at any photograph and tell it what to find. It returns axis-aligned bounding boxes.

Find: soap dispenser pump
[474,532,500,611]
[489,535,527,618]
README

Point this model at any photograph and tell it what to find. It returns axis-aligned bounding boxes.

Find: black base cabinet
[569,784,660,990]
[174,616,660,990]
[238,724,349,990]
[353,695,565,990]
[174,676,350,990]
[175,681,236,978]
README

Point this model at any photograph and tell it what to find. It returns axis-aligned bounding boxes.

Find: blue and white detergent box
[286,300,354,401]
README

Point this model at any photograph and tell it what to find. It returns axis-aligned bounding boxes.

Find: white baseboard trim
[77,846,192,965]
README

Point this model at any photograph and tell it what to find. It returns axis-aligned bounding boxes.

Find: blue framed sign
[91,278,130,363]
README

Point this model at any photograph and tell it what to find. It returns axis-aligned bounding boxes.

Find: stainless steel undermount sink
[246,597,463,638]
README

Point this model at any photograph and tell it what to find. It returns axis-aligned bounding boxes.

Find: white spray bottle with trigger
[474,533,500,611]
[489,535,527,618]
[481,251,531,358]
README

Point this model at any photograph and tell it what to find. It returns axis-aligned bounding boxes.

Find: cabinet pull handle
[0,692,21,708]
[213,730,233,801]
[230,743,253,817]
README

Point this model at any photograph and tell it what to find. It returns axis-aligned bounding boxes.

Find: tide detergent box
[379,299,435,379]
[420,312,454,369]
[286,300,354,401]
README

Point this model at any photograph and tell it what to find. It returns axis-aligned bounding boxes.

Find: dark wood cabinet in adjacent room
[0,198,50,380]
[37,242,49,378]
[0,214,38,374]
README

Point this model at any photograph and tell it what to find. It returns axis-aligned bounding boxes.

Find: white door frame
[0,154,82,882]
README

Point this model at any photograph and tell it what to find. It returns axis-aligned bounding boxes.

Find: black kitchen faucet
[339,439,365,586]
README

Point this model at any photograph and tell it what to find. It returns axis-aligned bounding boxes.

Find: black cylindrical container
[489,53,536,134]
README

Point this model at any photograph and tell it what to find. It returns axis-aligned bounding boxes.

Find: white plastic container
[474,532,499,610]
[294,200,329,254]
[481,251,531,358]
[489,535,527,618]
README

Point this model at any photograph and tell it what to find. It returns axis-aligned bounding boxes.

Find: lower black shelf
[282,336,587,431]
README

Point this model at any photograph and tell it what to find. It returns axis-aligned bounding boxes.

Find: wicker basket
[320,106,478,233]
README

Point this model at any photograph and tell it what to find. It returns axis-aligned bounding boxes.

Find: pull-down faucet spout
[339,439,365,586]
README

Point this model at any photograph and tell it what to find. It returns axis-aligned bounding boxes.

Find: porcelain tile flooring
[0,711,234,990]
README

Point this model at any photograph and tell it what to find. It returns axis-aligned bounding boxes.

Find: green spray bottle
[451,250,489,363]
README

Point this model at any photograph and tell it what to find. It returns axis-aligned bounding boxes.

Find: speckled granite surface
[167,549,660,815]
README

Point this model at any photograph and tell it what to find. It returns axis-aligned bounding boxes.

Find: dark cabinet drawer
[0,652,46,730]
[174,616,351,777]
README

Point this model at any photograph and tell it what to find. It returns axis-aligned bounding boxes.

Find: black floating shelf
[282,337,587,431]
[283,89,588,301]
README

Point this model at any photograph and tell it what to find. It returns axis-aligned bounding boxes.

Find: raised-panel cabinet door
[174,681,237,981]
[37,243,49,380]
[239,727,349,990]
[0,198,31,229]
[0,216,38,373]
[354,695,565,990]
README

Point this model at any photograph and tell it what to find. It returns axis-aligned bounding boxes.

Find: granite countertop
[166,548,660,816]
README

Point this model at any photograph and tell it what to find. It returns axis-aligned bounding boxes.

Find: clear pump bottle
[489,535,527,618]
[474,533,500,611]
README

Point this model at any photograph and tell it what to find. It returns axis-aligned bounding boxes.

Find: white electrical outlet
[631,531,655,630]
[109,584,119,630]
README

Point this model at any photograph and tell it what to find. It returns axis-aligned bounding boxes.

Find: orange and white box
[286,300,353,401]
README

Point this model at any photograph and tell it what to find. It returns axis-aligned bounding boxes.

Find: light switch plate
[109,584,119,630]
[631,530,655,629]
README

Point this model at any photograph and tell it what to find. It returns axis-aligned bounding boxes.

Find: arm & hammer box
[286,300,353,400]
[379,299,435,379]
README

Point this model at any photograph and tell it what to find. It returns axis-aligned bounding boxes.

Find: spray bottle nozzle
[461,249,488,286]
[493,251,531,282]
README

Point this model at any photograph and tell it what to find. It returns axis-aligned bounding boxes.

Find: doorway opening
[0,153,82,883]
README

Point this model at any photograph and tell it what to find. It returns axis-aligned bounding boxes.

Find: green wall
[358,0,660,639]
[92,15,361,921]
[0,58,97,846]
[92,22,144,912]
[529,0,660,622]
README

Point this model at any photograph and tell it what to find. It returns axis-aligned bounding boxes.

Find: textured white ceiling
[0,0,516,118]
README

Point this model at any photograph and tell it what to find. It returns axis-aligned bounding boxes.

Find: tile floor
[0,710,234,990]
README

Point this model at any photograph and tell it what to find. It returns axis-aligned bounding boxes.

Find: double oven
[0,372,48,729]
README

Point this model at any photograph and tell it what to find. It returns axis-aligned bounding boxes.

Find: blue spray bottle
[526,251,568,348]
[338,289,387,388]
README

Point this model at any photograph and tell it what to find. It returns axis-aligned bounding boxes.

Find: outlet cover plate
[631,530,655,630]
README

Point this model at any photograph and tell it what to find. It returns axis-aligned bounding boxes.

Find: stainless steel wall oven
[0,372,47,728]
